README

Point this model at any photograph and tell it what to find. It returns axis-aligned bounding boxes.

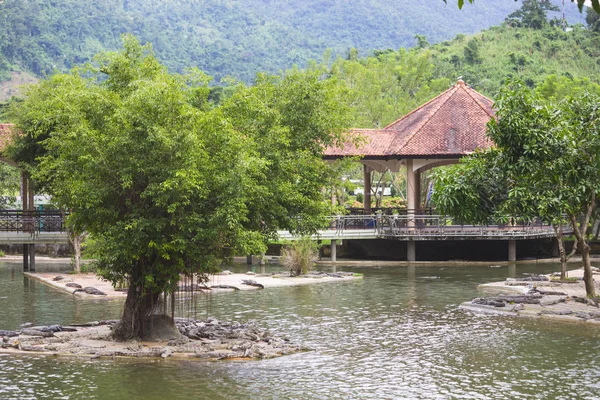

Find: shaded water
[0,261,599,399]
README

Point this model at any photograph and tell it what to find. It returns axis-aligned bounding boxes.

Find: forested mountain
[326,23,600,128]
[0,0,586,90]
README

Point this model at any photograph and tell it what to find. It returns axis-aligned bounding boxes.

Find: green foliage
[427,24,600,96]
[0,163,20,209]
[7,36,353,338]
[463,39,482,65]
[280,237,319,276]
[506,0,560,29]
[433,80,600,295]
[0,0,583,87]
[329,48,450,128]
[587,7,600,32]
[432,150,508,224]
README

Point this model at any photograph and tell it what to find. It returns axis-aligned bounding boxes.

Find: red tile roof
[325,80,495,159]
[0,124,14,152]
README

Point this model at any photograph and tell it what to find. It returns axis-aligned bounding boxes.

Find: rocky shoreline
[460,268,600,323]
[0,318,306,361]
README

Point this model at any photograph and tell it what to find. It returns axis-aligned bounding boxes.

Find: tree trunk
[581,242,596,297]
[569,193,596,298]
[553,224,577,280]
[113,261,179,341]
[71,233,82,274]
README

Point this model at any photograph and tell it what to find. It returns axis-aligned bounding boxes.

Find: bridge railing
[324,212,569,239]
[0,210,66,233]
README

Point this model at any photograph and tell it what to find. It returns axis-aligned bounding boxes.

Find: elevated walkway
[277,214,566,262]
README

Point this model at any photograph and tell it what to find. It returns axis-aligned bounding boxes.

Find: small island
[460,267,600,324]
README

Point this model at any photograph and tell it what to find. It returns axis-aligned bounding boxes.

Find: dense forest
[0,0,586,89]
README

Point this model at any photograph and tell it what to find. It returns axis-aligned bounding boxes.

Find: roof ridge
[385,84,459,156]
[383,85,459,130]
[461,85,496,119]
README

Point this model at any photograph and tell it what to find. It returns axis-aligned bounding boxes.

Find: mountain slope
[0,0,587,88]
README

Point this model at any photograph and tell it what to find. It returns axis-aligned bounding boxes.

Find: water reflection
[0,261,598,399]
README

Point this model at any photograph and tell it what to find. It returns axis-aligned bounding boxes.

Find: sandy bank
[24,270,362,299]
[460,268,600,324]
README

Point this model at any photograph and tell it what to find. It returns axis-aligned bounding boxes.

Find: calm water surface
[0,261,599,399]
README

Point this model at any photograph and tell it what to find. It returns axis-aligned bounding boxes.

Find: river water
[0,261,599,399]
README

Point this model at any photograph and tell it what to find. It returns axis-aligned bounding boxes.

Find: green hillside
[326,21,600,129]
[0,0,586,88]
[428,24,600,97]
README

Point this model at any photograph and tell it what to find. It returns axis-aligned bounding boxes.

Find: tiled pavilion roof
[325,80,495,159]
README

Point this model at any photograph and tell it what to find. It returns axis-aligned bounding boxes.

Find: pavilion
[324,79,495,213]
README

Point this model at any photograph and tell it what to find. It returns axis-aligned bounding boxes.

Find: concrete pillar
[29,245,35,272]
[246,255,252,265]
[508,240,517,262]
[508,263,516,278]
[363,164,372,213]
[407,240,416,262]
[23,244,29,271]
[406,159,421,212]
[331,239,337,262]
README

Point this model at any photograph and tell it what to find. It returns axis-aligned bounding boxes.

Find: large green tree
[433,81,600,296]
[7,36,353,340]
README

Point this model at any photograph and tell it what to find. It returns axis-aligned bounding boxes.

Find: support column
[363,164,372,213]
[407,240,416,262]
[246,255,253,266]
[406,159,421,228]
[406,159,421,212]
[508,263,516,278]
[29,245,35,272]
[21,172,30,272]
[508,240,517,262]
[23,244,29,272]
[331,239,337,263]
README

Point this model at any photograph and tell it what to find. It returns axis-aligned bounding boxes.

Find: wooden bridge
[277,213,567,262]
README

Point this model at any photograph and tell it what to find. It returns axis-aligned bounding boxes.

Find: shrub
[280,237,319,276]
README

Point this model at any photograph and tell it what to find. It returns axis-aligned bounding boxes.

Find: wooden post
[363,164,371,213]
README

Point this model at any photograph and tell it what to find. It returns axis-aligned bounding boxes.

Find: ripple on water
[0,262,599,399]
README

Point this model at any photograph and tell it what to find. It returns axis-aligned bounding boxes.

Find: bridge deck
[278,214,565,241]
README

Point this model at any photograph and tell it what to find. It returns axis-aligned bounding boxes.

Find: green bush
[280,237,319,276]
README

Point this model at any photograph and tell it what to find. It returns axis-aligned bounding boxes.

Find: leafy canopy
[7,35,353,316]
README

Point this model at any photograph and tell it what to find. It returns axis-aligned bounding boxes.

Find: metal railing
[0,210,66,233]
[324,212,568,240]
